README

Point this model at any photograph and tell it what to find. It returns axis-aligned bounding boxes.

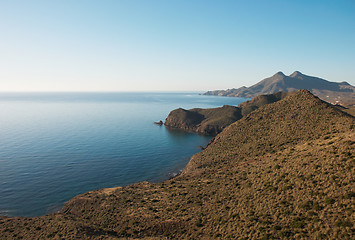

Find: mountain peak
[274,71,285,77]
[203,71,355,106]
[290,71,303,78]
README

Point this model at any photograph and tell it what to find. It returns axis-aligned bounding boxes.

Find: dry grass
[1,90,354,239]
[165,91,290,135]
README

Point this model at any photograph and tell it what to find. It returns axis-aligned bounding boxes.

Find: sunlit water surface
[0,92,245,217]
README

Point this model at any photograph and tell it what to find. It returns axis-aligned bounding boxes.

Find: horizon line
[0,90,209,93]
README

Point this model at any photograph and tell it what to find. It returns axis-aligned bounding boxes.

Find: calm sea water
[0,92,245,217]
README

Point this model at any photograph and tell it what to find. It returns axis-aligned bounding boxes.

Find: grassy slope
[238,91,289,116]
[165,105,242,135]
[1,90,354,239]
[335,105,355,117]
[165,92,290,135]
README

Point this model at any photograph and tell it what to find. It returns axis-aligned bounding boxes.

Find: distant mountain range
[203,71,355,106]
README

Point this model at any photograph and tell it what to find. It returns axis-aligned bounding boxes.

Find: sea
[0,92,245,217]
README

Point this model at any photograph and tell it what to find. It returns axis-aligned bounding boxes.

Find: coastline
[1,92,234,218]
[1,90,354,239]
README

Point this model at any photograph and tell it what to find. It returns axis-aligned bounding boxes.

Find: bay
[0,92,245,217]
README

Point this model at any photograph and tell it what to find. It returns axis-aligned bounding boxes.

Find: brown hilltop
[164,105,242,135]
[184,90,354,174]
[238,91,289,116]
[1,90,354,239]
[165,91,290,134]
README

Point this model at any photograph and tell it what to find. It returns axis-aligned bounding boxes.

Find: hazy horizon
[1,0,354,92]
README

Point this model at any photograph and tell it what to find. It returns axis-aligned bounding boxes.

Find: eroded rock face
[165,92,291,135]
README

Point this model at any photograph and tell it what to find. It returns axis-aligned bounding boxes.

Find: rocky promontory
[165,91,291,134]
[164,105,242,135]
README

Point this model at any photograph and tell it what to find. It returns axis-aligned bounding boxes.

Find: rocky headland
[164,105,242,135]
[165,91,290,134]
[203,71,355,107]
[1,90,354,239]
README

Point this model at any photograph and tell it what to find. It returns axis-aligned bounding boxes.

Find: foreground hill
[203,71,355,106]
[1,90,354,239]
[165,92,290,134]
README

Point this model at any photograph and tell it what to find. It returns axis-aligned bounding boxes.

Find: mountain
[165,92,290,134]
[1,90,354,239]
[203,71,355,106]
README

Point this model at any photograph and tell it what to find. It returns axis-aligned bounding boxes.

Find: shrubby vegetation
[165,91,290,135]
[1,90,354,239]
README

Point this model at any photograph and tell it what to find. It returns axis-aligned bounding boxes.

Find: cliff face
[165,91,290,134]
[203,71,355,106]
[1,90,354,239]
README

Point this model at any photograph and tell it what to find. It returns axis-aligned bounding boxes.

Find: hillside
[1,90,354,239]
[165,91,290,134]
[164,105,242,135]
[203,71,355,106]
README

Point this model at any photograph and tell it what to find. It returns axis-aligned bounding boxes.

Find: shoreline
[1,90,354,239]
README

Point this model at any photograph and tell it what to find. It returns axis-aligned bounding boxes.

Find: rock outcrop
[153,120,163,126]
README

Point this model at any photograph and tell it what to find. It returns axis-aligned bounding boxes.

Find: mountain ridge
[203,71,355,106]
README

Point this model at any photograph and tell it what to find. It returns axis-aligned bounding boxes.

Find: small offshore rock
[154,120,163,126]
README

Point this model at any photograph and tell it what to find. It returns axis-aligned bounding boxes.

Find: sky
[0,0,354,92]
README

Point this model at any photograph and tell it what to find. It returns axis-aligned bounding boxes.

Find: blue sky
[0,0,354,91]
